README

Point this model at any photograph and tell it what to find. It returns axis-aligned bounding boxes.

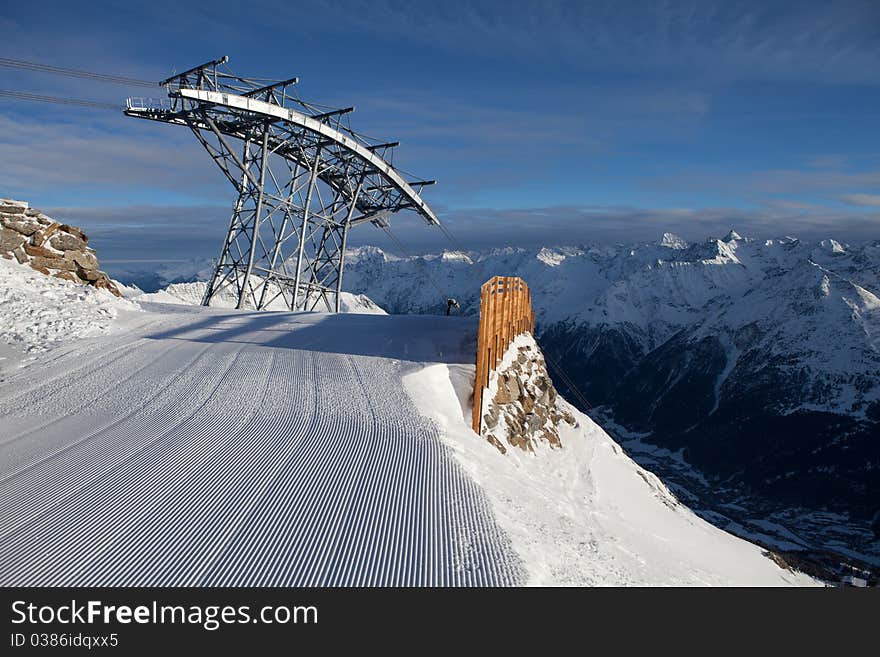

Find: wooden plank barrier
[472,276,535,433]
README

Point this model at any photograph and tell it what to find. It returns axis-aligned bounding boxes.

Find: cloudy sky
[1,0,878,276]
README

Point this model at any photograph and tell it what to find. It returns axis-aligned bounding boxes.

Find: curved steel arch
[124,57,439,312]
[178,88,439,226]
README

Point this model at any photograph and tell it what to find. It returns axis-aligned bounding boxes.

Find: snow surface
[134,280,387,315]
[0,264,818,586]
[0,258,140,371]
[405,336,818,586]
[0,305,520,586]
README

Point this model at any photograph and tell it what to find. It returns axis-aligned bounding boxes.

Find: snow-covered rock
[660,232,689,249]
[0,198,120,296]
[479,333,575,453]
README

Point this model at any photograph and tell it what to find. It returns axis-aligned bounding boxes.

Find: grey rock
[94,276,122,296]
[24,243,56,258]
[53,270,80,283]
[505,375,520,401]
[527,413,544,432]
[59,224,88,243]
[77,268,102,281]
[49,232,88,253]
[539,388,551,406]
[1,217,39,236]
[483,406,500,429]
[0,226,26,252]
[67,250,98,270]
[486,434,506,454]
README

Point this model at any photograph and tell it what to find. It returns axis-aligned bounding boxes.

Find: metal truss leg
[292,148,321,311]
[236,126,270,309]
[191,114,373,314]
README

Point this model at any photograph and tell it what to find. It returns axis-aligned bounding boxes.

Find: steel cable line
[419,211,495,293]
[380,225,451,304]
[436,222,474,264]
[0,57,158,87]
[0,90,120,110]
[541,350,595,411]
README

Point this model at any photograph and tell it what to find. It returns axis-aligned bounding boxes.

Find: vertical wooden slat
[488,280,495,372]
[497,277,504,359]
[497,278,504,365]
[514,279,519,336]
[472,282,487,432]
[510,278,516,340]
[511,281,516,338]
[516,280,522,333]
[503,277,511,352]
[506,277,511,344]
[492,278,501,370]
[516,279,523,333]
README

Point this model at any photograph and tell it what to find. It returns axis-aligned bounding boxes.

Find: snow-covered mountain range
[337,232,880,571]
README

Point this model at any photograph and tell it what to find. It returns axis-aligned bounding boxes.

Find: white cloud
[0,112,223,197]
[47,202,879,275]
[280,0,880,85]
[840,193,880,207]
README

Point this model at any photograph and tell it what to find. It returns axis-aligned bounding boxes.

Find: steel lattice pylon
[124,56,438,312]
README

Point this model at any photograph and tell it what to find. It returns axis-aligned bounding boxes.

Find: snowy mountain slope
[338,234,880,569]
[341,235,880,422]
[407,347,816,585]
[343,236,880,416]
[0,262,816,585]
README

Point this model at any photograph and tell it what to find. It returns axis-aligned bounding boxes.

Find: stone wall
[480,334,576,454]
[0,199,120,296]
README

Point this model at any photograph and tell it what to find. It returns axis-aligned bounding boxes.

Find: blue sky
[1,0,878,274]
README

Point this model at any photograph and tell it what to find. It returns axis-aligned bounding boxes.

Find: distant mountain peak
[819,238,847,254]
[659,232,689,249]
[537,247,566,266]
[724,229,743,242]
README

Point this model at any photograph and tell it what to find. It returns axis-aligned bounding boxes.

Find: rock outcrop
[0,199,120,296]
[481,334,576,454]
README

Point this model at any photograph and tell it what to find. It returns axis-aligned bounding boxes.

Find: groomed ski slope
[0,305,524,586]
[0,261,817,586]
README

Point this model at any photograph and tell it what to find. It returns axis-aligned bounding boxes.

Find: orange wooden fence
[472,276,535,433]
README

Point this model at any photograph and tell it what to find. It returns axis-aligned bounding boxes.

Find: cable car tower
[125,56,438,312]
